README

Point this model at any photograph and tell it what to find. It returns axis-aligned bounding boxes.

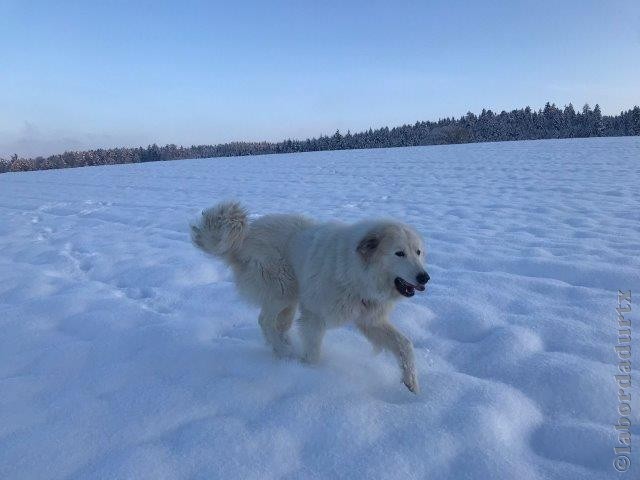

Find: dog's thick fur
[191,201,429,392]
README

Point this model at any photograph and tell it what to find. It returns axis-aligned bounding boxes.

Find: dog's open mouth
[394,277,425,297]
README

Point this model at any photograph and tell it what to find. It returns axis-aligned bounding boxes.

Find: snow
[1,136,639,479]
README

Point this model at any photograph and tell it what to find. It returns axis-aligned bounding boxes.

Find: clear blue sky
[1,0,639,157]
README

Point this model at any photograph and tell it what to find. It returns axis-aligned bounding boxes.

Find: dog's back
[191,204,313,306]
[233,214,313,305]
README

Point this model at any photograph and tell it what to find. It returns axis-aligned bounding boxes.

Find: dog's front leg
[357,321,419,393]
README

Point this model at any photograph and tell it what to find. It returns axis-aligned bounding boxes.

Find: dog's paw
[402,369,420,394]
[272,341,295,360]
[300,349,321,364]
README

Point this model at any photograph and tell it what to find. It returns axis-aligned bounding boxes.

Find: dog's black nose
[416,271,430,285]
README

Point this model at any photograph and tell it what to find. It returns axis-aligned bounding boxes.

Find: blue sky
[1,0,639,157]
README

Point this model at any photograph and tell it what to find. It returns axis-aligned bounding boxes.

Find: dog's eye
[395,251,405,257]
[416,250,421,256]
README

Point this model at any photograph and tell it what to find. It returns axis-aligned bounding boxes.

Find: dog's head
[357,222,429,299]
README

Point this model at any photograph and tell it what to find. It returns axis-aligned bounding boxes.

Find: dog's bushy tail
[191,201,248,258]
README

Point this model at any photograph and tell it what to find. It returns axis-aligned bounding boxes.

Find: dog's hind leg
[276,304,296,334]
[259,303,295,358]
[298,308,326,364]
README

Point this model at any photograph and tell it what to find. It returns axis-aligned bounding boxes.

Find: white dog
[190,201,430,393]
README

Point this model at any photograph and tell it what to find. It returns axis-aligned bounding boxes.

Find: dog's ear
[357,231,380,262]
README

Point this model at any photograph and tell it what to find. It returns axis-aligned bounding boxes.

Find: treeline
[2,102,639,174]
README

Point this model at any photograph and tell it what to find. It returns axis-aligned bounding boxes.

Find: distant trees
[2,103,639,174]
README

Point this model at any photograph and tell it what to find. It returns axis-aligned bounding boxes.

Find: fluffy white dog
[191,201,430,393]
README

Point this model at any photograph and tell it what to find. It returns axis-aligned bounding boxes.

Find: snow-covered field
[1,137,638,479]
